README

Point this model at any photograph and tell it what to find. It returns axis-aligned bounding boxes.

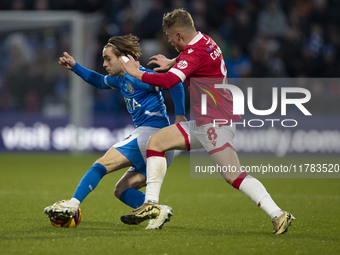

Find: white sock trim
[70,197,80,206]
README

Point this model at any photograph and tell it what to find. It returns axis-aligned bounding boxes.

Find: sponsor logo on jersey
[145,110,162,116]
[128,83,134,94]
[188,48,194,54]
[124,97,141,111]
[177,60,188,69]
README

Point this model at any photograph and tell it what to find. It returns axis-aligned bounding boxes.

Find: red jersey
[169,32,241,126]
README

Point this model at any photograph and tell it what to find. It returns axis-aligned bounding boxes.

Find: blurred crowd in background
[1,0,340,116]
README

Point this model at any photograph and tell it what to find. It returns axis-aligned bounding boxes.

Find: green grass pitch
[0,153,339,255]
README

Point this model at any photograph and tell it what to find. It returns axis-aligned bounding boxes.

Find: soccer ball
[49,200,82,228]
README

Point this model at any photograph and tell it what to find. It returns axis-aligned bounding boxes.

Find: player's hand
[58,52,76,70]
[119,55,144,81]
[174,115,187,124]
[148,54,176,71]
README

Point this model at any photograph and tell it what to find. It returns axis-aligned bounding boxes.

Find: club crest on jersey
[177,60,188,69]
[128,83,134,94]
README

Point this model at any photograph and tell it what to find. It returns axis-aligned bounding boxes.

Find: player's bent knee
[114,181,132,199]
[146,135,164,151]
[114,184,123,199]
[95,158,119,174]
[94,158,109,171]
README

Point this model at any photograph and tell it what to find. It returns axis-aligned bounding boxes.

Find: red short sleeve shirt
[169,32,240,125]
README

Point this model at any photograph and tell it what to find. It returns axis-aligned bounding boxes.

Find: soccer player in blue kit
[44,34,186,229]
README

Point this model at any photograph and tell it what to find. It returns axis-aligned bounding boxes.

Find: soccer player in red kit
[120,8,294,234]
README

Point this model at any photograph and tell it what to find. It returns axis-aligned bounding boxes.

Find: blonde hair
[162,8,195,31]
[105,34,142,60]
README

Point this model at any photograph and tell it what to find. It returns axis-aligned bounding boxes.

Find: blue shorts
[113,126,174,176]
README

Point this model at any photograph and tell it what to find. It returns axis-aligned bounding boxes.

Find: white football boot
[145,205,174,230]
[44,200,79,218]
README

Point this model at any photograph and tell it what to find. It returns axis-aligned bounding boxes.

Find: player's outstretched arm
[58,52,76,70]
[147,54,176,72]
[65,56,117,90]
[121,55,182,89]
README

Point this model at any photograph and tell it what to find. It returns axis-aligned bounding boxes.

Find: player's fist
[58,52,75,70]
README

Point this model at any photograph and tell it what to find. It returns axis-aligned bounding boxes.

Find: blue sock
[119,188,145,209]
[72,163,107,203]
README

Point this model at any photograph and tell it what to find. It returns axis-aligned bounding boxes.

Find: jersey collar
[187,32,203,45]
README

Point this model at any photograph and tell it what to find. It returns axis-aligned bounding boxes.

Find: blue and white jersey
[71,63,185,128]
